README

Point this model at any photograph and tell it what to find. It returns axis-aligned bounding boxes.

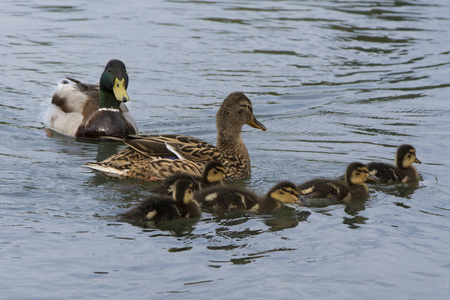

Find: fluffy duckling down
[367,144,421,183]
[151,161,231,196]
[195,181,307,214]
[122,179,200,222]
[298,162,374,205]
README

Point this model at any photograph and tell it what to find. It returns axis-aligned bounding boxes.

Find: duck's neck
[260,195,281,213]
[99,89,120,110]
[217,125,247,152]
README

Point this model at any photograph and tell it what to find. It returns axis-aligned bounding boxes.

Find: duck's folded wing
[107,134,214,159]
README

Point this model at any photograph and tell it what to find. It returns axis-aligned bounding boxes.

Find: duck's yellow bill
[248,116,267,131]
[113,77,129,102]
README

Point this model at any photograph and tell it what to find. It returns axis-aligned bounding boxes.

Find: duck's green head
[100,59,129,104]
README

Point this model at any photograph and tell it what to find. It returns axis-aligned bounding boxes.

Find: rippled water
[1,0,450,298]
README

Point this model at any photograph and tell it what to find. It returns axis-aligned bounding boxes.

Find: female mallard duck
[195,181,305,214]
[85,92,266,180]
[151,161,232,196]
[121,179,200,222]
[298,162,374,205]
[367,144,421,183]
[44,59,138,138]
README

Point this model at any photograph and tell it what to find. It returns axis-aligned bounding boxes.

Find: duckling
[121,179,200,222]
[85,92,266,180]
[195,181,305,214]
[367,144,421,183]
[44,59,138,138]
[298,162,374,204]
[151,161,232,196]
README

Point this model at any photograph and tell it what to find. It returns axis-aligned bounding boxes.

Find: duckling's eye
[282,188,297,195]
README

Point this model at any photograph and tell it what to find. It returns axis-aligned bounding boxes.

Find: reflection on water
[369,180,420,199]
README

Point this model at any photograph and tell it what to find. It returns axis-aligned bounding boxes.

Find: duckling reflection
[195,181,307,214]
[121,179,200,222]
[151,161,231,196]
[368,144,421,183]
[298,162,374,207]
[263,206,311,231]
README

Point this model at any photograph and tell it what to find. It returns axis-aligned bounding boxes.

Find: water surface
[1,0,450,299]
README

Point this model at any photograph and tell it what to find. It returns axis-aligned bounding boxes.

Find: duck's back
[152,173,203,195]
[367,162,401,182]
[122,197,181,222]
[298,179,349,201]
[196,185,258,212]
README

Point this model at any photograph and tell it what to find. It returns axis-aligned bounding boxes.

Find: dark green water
[1,0,449,298]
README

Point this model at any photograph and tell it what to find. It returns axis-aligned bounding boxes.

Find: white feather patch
[300,186,315,195]
[84,163,128,178]
[146,210,157,220]
[249,204,260,212]
[166,143,184,160]
[44,104,83,137]
[238,193,247,208]
[205,192,218,202]
[53,82,88,112]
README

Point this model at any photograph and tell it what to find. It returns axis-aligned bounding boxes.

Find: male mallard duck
[44,59,138,138]
[298,162,374,204]
[195,181,306,214]
[367,144,421,183]
[151,161,232,196]
[85,92,266,180]
[121,179,200,222]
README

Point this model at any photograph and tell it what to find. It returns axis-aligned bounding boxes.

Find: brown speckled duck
[298,162,374,204]
[151,161,231,196]
[121,179,200,222]
[44,59,138,139]
[85,92,266,180]
[195,181,305,214]
[367,144,421,183]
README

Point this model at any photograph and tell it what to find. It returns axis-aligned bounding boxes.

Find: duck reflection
[263,206,311,231]
[123,217,199,237]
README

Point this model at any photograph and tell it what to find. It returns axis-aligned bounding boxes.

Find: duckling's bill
[113,77,129,102]
[247,116,267,131]
[295,198,310,207]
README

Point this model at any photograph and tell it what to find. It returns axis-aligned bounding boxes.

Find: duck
[298,162,374,205]
[195,181,306,214]
[44,59,138,139]
[85,92,267,180]
[121,179,201,222]
[367,144,421,183]
[151,161,232,196]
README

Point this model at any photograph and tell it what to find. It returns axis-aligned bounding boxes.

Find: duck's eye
[108,69,112,74]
